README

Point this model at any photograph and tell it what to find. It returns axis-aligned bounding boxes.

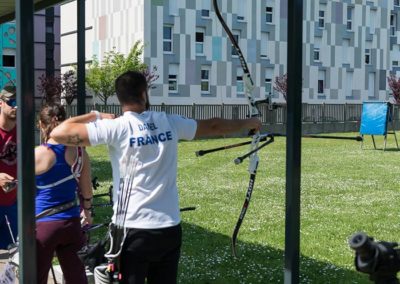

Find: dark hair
[38,103,66,143]
[115,71,148,106]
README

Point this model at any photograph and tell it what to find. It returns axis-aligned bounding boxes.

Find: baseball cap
[0,85,16,99]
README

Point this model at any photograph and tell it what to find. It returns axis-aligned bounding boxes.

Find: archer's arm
[50,112,115,146]
[194,118,261,138]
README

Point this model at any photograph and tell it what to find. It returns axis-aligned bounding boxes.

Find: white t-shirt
[86,111,197,229]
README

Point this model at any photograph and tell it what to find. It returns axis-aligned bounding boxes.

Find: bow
[211,0,273,257]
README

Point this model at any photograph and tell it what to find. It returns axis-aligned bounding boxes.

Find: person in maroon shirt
[0,85,18,249]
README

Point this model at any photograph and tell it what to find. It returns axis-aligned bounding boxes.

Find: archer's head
[115,71,149,112]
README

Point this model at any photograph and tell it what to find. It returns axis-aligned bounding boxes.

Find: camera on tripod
[349,232,400,284]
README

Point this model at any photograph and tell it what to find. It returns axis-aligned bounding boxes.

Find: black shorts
[119,224,182,284]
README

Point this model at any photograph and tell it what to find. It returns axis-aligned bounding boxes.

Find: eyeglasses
[5,98,17,108]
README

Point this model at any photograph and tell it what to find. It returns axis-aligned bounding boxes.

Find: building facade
[0,22,16,88]
[0,8,61,100]
[61,0,400,105]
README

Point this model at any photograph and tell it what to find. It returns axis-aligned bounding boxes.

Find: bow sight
[349,232,400,284]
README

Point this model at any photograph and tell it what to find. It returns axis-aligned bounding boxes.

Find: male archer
[50,70,260,284]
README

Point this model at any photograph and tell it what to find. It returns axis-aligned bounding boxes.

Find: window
[265,78,272,96]
[393,61,399,66]
[196,28,205,55]
[237,0,246,21]
[232,30,240,56]
[163,25,173,52]
[201,0,210,18]
[317,80,324,94]
[318,71,325,94]
[391,13,397,36]
[168,64,178,92]
[2,55,15,67]
[346,71,353,97]
[266,7,273,23]
[365,49,371,64]
[201,66,210,93]
[313,47,320,61]
[236,68,244,95]
[347,6,353,31]
[201,9,209,17]
[265,68,273,97]
[318,10,325,28]
[261,32,268,58]
[395,0,400,7]
[369,8,376,34]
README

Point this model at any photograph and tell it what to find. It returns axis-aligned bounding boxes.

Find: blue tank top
[35,144,80,222]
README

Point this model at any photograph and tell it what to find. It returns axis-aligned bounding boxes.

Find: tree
[37,74,63,104]
[86,41,154,106]
[61,70,78,105]
[85,54,115,106]
[37,71,78,106]
[112,41,147,76]
[142,66,160,90]
[273,73,287,101]
[387,74,400,104]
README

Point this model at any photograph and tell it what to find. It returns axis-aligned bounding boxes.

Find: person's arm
[50,112,115,146]
[194,117,262,138]
[78,150,93,226]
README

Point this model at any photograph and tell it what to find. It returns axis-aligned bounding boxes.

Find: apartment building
[0,7,61,99]
[60,0,400,105]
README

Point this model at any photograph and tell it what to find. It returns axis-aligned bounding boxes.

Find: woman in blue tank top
[35,104,93,284]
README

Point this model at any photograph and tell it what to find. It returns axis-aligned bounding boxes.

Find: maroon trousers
[36,217,87,284]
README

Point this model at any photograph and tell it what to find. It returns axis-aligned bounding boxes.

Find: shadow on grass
[179,222,370,284]
[361,147,400,152]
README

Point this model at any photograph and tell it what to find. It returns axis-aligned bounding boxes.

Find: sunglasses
[5,98,17,108]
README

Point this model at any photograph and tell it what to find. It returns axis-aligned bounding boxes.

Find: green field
[87,133,400,283]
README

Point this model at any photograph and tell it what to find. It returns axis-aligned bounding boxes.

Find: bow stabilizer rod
[195,133,272,157]
[271,133,363,141]
[234,136,274,164]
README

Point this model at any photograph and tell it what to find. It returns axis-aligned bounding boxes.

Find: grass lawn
[87,132,400,283]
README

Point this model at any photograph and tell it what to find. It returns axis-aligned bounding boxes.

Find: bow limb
[212,0,261,257]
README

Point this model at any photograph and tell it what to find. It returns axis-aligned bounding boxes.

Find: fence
[69,103,400,125]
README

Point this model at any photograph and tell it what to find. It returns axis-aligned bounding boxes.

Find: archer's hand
[81,209,93,226]
[99,112,116,120]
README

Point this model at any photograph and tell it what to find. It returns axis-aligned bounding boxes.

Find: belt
[36,198,79,220]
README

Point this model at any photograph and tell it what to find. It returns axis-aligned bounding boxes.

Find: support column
[77,0,86,115]
[284,0,303,283]
[16,0,36,282]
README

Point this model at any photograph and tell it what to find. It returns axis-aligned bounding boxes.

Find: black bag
[78,237,108,272]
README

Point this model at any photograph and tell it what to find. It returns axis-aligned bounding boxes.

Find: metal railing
[63,103,400,124]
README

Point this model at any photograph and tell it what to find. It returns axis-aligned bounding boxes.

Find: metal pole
[284,0,303,283]
[45,7,55,77]
[16,0,37,282]
[77,0,86,115]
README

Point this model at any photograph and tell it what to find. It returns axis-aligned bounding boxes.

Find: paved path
[0,250,63,283]
[1,250,94,283]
